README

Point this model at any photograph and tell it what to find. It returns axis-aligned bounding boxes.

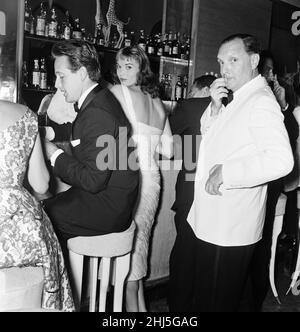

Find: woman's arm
[28,133,50,194]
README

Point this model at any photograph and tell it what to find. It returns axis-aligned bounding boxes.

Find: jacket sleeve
[222,95,294,188]
[53,109,117,193]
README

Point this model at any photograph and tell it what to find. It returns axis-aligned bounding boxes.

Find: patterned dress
[0,108,74,311]
[121,85,162,281]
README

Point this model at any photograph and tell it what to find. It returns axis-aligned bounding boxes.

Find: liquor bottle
[130,31,136,46]
[163,34,170,56]
[181,37,190,60]
[72,18,82,40]
[124,31,131,47]
[182,75,188,99]
[172,32,180,58]
[164,74,173,101]
[32,59,40,88]
[39,58,47,90]
[167,32,173,56]
[175,76,183,101]
[36,2,46,36]
[48,8,58,38]
[156,34,163,57]
[62,11,72,40]
[24,0,32,34]
[138,30,146,51]
[22,61,29,88]
[30,14,35,35]
[111,33,119,48]
[96,25,105,46]
[146,35,155,55]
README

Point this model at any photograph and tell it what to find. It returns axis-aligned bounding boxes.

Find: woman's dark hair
[51,40,101,81]
[221,33,261,55]
[114,46,159,98]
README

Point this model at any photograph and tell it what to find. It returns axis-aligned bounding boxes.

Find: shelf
[160,56,190,66]
[23,87,56,94]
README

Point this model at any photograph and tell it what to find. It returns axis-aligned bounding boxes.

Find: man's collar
[78,83,99,109]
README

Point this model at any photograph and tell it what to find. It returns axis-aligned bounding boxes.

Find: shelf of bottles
[23,0,191,102]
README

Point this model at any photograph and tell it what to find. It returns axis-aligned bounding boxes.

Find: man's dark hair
[193,74,216,90]
[221,33,261,55]
[51,40,101,82]
[258,49,276,75]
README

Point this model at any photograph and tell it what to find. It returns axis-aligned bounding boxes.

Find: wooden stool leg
[113,253,130,312]
[89,257,99,312]
[69,251,84,311]
[98,258,111,312]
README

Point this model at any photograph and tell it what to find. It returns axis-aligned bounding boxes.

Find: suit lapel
[71,84,103,140]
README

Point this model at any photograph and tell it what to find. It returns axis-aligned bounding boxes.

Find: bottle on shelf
[181,36,190,60]
[39,58,47,90]
[24,0,32,34]
[96,25,105,46]
[182,75,188,99]
[124,31,131,47]
[36,2,47,36]
[146,35,155,56]
[172,32,180,58]
[156,34,163,57]
[48,8,58,39]
[164,74,173,101]
[62,10,72,40]
[138,30,146,51]
[22,61,29,88]
[72,18,82,40]
[32,59,41,88]
[167,32,173,57]
[130,31,136,46]
[163,34,170,56]
[175,75,183,101]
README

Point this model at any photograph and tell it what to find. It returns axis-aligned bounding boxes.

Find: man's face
[261,58,274,84]
[54,55,83,103]
[217,38,258,92]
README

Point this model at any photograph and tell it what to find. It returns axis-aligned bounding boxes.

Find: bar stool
[0,266,44,311]
[269,193,287,304]
[287,189,300,294]
[67,221,136,312]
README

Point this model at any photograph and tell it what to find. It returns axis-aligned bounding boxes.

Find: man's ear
[79,66,88,81]
[251,54,260,70]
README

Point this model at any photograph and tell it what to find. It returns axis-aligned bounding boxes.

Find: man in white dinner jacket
[169,34,294,312]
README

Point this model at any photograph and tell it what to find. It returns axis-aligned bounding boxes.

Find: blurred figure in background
[110,45,173,312]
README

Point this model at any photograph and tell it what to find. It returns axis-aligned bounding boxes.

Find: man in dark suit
[168,74,216,311]
[43,41,139,261]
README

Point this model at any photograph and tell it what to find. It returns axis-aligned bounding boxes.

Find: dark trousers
[169,217,256,312]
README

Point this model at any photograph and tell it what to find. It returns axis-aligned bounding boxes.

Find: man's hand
[209,78,228,116]
[273,75,287,110]
[205,164,223,195]
[44,139,59,160]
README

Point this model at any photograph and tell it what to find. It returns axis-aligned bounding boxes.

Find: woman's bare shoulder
[0,101,27,119]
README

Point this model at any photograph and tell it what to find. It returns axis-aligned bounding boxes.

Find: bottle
[32,59,40,88]
[167,32,173,56]
[164,74,173,101]
[62,11,72,40]
[138,30,146,51]
[24,0,32,34]
[36,2,46,36]
[124,31,131,47]
[22,61,29,88]
[72,18,82,40]
[163,34,170,56]
[146,35,155,55]
[29,13,35,35]
[172,32,180,58]
[175,76,182,101]
[39,58,47,90]
[182,75,188,99]
[130,31,136,46]
[48,8,58,38]
[156,34,163,57]
[96,25,105,46]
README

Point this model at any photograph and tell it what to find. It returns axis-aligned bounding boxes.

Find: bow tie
[74,102,80,113]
